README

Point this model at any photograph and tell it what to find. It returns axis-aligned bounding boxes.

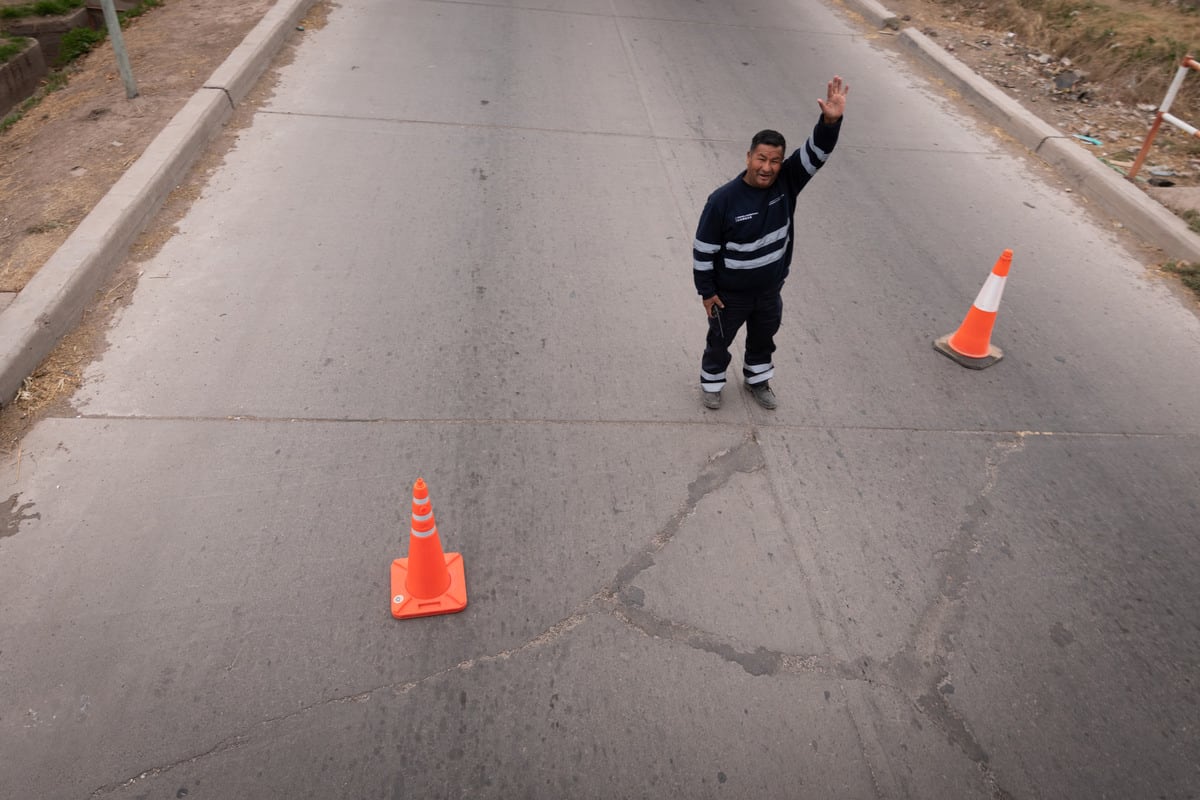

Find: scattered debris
[1054,71,1082,91]
[890,2,1199,187]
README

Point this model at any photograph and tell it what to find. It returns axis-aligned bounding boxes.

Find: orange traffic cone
[934,249,1012,369]
[390,478,467,619]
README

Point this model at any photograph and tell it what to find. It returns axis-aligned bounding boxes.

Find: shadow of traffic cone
[390,478,467,619]
[933,249,1012,369]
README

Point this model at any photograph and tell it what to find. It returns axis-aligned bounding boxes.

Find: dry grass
[1162,257,1200,290]
[938,0,1200,112]
[0,296,101,457]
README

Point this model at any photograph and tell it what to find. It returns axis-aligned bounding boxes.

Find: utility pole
[99,0,137,99]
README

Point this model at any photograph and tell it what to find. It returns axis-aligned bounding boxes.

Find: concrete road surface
[3,0,1199,797]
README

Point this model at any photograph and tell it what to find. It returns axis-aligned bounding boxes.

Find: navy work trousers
[700,283,783,394]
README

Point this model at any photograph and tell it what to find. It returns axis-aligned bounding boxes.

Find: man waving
[693,76,849,410]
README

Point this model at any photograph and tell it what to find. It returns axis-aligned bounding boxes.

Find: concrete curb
[896,29,1063,153]
[842,0,900,29]
[0,0,318,407]
[846,1,1200,264]
[206,0,316,105]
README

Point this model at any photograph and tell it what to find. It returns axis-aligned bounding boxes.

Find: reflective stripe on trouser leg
[701,301,745,391]
[743,287,782,384]
[743,361,773,385]
[701,369,726,392]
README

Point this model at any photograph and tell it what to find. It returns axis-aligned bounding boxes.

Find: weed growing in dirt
[121,0,161,22]
[57,25,103,65]
[1162,260,1200,294]
[0,34,30,63]
[0,0,84,20]
[38,69,67,95]
[24,220,68,235]
[1181,209,1200,234]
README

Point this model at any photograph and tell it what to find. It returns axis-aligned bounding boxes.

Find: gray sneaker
[744,380,777,410]
[701,390,722,409]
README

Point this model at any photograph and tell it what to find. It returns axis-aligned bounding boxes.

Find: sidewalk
[0,0,319,407]
[1,0,1197,409]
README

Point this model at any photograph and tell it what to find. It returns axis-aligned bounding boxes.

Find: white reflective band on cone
[413,509,433,523]
[411,524,438,539]
[972,273,1007,313]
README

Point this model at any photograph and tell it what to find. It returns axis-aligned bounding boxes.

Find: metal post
[1127,56,1200,181]
[99,0,137,99]
[1128,113,1164,181]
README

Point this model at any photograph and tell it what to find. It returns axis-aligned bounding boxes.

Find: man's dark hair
[750,129,786,153]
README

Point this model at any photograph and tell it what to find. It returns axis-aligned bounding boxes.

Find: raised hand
[818,75,849,123]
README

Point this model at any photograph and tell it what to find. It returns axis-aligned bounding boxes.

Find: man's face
[744,143,784,189]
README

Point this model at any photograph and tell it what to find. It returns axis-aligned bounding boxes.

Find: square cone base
[390,552,467,619]
[933,335,1003,370]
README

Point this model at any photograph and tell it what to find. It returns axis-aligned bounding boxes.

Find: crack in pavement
[606,432,765,594]
[875,434,1028,799]
[758,428,1031,798]
[611,600,907,690]
[89,609,595,797]
[390,611,593,695]
[89,734,251,798]
[87,433,790,795]
[80,415,1169,800]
